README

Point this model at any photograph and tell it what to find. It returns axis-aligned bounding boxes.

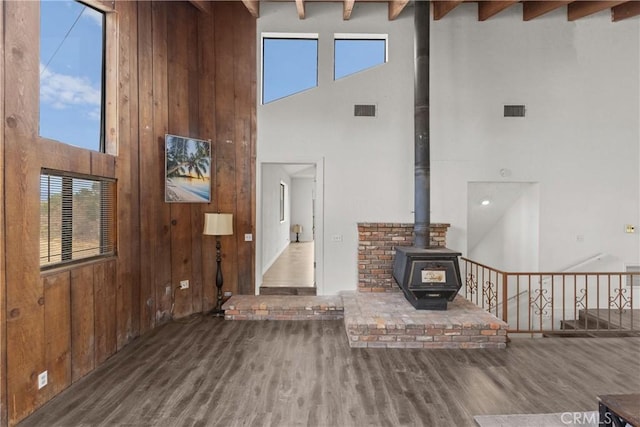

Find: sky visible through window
[262,36,387,104]
[263,38,319,104]
[40,0,104,151]
[335,39,386,79]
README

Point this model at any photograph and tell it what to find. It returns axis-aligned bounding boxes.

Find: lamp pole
[203,212,233,317]
[213,237,224,315]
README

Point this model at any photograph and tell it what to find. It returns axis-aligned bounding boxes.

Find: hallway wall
[291,177,315,242]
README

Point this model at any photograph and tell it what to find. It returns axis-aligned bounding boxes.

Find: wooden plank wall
[0,0,6,425]
[0,1,256,425]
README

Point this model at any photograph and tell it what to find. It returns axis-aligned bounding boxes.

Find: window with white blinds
[40,170,116,268]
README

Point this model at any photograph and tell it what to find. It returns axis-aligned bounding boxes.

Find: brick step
[222,295,343,320]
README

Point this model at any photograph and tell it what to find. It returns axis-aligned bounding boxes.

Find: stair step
[259,286,317,296]
[561,319,599,330]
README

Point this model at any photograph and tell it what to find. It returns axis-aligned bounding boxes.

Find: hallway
[260,241,315,295]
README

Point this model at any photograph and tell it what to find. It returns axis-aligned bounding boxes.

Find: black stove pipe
[414,0,431,249]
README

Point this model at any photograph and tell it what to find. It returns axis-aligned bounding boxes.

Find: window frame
[40,169,117,270]
[261,32,319,104]
[38,0,117,155]
[279,182,287,223]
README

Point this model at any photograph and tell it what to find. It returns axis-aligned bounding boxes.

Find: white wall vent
[504,105,526,117]
[354,104,376,117]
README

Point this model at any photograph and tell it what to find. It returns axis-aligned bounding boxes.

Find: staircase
[546,309,640,338]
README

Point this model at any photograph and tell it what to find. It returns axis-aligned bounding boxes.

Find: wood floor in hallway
[18,318,640,427]
[261,241,314,289]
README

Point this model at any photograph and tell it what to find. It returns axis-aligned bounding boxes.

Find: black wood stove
[393,247,462,310]
[392,0,463,310]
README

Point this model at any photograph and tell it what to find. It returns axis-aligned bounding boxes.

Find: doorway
[258,162,322,295]
[467,182,539,271]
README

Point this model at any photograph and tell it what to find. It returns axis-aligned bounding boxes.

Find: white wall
[430,5,639,274]
[503,185,539,272]
[257,2,415,295]
[261,164,292,271]
[291,177,315,242]
[258,2,640,295]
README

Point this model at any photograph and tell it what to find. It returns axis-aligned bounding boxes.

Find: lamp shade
[292,224,303,233]
[203,213,233,236]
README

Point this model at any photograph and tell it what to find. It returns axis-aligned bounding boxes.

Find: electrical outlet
[244,233,253,242]
[38,371,48,389]
[179,280,189,290]
[332,234,343,242]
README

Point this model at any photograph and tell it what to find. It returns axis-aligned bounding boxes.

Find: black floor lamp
[203,212,234,317]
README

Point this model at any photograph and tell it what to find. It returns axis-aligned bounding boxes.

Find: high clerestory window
[39,0,106,152]
[40,171,116,268]
[262,34,319,104]
[334,34,387,80]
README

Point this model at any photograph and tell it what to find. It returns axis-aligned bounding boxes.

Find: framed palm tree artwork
[165,134,212,203]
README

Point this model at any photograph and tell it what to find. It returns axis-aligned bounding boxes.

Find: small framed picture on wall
[165,134,211,203]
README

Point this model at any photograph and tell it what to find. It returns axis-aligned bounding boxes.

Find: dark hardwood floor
[18,317,640,427]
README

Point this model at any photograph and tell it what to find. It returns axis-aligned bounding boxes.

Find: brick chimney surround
[357,223,450,293]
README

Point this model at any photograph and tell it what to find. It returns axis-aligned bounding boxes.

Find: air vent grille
[504,105,526,117]
[354,104,376,117]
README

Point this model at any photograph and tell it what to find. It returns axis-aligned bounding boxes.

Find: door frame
[256,158,324,295]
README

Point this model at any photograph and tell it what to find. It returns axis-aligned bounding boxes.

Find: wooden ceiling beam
[612,1,640,21]
[343,0,356,20]
[389,0,410,20]
[523,1,571,21]
[189,0,212,14]
[296,0,306,19]
[478,1,519,21]
[433,0,464,20]
[568,1,626,21]
[241,0,260,18]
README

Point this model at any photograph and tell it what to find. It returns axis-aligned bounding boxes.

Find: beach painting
[165,134,211,203]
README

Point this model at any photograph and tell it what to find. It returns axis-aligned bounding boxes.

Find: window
[40,170,116,268]
[280,183,286,222]
[334,35,387,80]
[262,34,318,104]
[40,0,106,151]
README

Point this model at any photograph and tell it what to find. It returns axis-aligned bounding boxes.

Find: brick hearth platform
[222,293,508,349]
[342,292,508,349]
